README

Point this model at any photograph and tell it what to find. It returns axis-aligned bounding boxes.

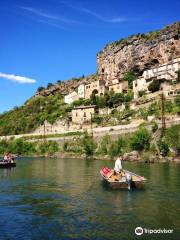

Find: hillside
[0,22,179,136]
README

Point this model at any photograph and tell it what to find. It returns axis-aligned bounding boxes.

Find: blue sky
[0,0,179,113]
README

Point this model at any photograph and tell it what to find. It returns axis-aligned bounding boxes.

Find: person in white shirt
[114,155,123,174]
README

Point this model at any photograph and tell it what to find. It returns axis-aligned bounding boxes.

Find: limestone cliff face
[97,22,180,82]
[37,22,180,97]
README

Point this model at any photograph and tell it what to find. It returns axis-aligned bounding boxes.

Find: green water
[0,157,179,240]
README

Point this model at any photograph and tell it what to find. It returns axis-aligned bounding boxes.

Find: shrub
[63,142,68,151]
[165,125,180,154]
[148,80,161,92]
[130,127,151,151]
[9,138,36,155]
[82,132,96,157]
[108,137,125,158]
[98,135,111,155]
[47,83,54,89]
[38,141,59,155]
[158,140,169,156]
[92,115,103,125]
[138,90,146,98]
[37,86,45,92]
[123,71,136,89]
[152,122,158,133]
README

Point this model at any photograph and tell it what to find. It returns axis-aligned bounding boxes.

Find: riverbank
[0,124,179,164]
[52,151,180,163]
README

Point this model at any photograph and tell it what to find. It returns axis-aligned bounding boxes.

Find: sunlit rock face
[97,22,180,83]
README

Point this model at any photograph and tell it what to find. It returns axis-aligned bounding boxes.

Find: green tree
[130,127,151,151]
[148,80,161,92]
[123,71,136,89]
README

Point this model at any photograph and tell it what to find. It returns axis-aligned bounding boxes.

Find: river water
[0,157,179,240]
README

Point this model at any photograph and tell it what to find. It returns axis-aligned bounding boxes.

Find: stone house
[108,80,128,94]
[72,105,96,124]
[84,80,107,99]
[64,91,79,104]
[133,58,180,98]
[77,83,85,98]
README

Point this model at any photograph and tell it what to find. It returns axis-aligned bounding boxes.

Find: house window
[84,112,86,117]
[76,112,78,117]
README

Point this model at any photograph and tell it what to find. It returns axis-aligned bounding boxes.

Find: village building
[133,58,180,98]
[77,83,85,98]
[64,91,79,104]
[84,80,107,99]
[71,105,96,124]
[108,79,128,94]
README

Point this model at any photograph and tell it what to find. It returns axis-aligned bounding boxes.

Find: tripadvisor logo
[135,226,173,235]
[135,227,143,235]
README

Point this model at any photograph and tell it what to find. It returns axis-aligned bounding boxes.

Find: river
[0,157,179,240]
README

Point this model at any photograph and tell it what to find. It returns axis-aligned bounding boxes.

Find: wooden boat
[100,167,147,189]
[0,161,16,168]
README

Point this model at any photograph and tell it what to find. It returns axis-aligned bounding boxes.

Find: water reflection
[0,158,179,240]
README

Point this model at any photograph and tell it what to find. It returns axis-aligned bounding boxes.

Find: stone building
[72,105,96,124]
[64,91,79,104]
[133,58,180,98]
[77,83,85,98]
[108,80,128,94]
[84,80,107,99]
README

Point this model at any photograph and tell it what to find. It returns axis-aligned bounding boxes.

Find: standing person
[114,155,123,174]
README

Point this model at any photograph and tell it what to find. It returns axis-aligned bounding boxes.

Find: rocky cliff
[37,22,180,97]
[97,22,180,82]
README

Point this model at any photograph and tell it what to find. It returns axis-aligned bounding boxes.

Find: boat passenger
[114,155,123,175]
[3,153,8,162]
[7,153,14,163]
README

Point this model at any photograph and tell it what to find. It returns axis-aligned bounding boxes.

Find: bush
[108,137,125,158]
[47,83,54,89]
[152,122,158,133]
[123,71,136,89]
[148,80,161,92]
[158,140,169,156]
[138,90,146,98]
[37,86,45,92]
[82,132,96,157]
[38,141,59,155]
[165,125,180,154]
[9,138,36,155]
[130,127,151,151]
[98,135,111,155]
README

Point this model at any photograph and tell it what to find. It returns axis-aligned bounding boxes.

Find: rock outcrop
[36,74,97,97]
[97,22,180,83]
[36,22,180,97]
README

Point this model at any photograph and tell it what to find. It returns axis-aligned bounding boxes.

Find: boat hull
[0,162,16,168]
[100,168,146,189]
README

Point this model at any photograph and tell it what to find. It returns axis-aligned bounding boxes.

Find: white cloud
[61,2,126,23]
[0,72,36,84]
[18,6,81,25]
